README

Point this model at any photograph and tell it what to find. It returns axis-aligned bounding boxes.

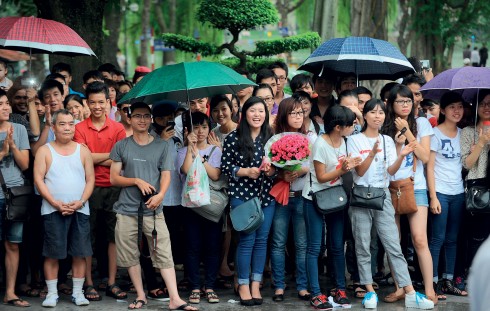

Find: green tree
[161,0,320,71]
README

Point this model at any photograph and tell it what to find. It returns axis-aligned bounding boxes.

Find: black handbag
[465,178,490,213]
[0,169,34,222]
[349,135,387,211]
[308,139,348,214]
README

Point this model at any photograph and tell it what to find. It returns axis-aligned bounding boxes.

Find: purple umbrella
[421,67,490,103]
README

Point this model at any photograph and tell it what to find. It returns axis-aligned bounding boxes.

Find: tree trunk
[101,0,121,68]
[155,0,177,65]
[33,0,107,90]
[313,0,337,41]
[139,0,151,67]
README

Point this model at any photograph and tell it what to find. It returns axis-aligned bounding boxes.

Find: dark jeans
[304,199,346,295]
[185,209,222,290]
[429,192,465,279]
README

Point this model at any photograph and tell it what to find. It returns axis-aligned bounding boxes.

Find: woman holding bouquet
[270,97,311,302]
[346,99,434,309]
[381,84,437,303]
[302,105,360,310]
[221,97,275,306]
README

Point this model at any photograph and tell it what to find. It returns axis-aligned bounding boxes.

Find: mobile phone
[165,121,175,131]
[420,60,430,70]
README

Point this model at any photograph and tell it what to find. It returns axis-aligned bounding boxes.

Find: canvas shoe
[42,293,59,308]
[362,291,378,309]
[72,292,90,306]
[405,291,434,309]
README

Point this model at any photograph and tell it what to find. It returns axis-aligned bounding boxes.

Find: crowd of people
[0,58,488,311]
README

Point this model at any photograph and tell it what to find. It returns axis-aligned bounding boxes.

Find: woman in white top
[347,99,434,310]
[427,91,468,297]
[381,84,436,303]
[302,105,361,310]
[209,94,237,148]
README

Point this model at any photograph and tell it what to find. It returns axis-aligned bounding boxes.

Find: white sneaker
[72,292,90,306]
[42,293,59,308]
[362,291,378,309]
[405,292,434,309]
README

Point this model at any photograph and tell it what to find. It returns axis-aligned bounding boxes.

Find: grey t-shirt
[0,123,30,199]
[110,136,174,216]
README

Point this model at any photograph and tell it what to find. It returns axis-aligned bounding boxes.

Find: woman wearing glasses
[253,84,276,127]
[270,97,311,303]
[381,84,437,303]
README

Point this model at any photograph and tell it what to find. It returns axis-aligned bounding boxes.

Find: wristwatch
[80,199,86,207]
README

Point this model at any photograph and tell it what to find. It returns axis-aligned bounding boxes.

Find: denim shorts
[0,199,24,243]
[414,189,429,207]
[43,212,92,259]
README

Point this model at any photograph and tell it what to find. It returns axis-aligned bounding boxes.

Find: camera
[142,190,155,202]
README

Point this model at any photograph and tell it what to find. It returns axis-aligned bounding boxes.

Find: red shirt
[74,117,126,187]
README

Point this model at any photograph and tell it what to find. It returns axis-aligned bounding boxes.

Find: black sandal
[441,279,467,296]
[106,283,128,300]
[83,285,102,301]
[128,299,146,309]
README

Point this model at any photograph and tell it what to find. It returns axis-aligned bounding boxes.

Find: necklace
[328,134,341,159]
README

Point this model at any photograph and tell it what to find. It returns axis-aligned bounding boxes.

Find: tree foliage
[161,0,318,70]
[196,0,278,33]
[252,32,320,56]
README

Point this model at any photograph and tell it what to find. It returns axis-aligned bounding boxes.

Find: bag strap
[0,166,8,195]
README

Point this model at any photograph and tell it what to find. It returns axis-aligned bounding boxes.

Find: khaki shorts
[115,213,174,269]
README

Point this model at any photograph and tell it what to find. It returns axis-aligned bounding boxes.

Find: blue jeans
[231,197,275,285]
[270,197,307,291]
[429,192,465,280]
[0,199,23,243]
[304,198,346,296]
[185,209,222,290]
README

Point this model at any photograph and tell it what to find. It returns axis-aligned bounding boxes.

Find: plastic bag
[182,156,211,208]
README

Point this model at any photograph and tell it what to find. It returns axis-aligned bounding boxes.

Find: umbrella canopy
[299,36,414,80]
[420,67,490,102]
[0,16,96,57]
[120,61,257,104]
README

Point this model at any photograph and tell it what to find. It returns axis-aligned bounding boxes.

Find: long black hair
[361,99,386,132]
[382,84,418,140]
[237,96,272,163]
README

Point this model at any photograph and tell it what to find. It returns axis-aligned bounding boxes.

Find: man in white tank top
[34,110,95,307]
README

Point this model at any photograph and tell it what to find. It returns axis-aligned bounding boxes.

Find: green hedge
[220,57,283,74]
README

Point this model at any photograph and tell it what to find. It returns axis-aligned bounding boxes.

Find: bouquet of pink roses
[265,132,311,205]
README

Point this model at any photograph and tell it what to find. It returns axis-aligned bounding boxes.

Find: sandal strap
[189,292,201,299]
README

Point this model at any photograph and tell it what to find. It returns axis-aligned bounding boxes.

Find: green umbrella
[120,61,256,104]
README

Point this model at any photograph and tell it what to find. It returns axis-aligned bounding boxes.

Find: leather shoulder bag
[389,154,417,215]
[309,138,348,214]
[0,169,34,222]
[465,178,490,213]
[230,174,265,234]
[350,135,387,211]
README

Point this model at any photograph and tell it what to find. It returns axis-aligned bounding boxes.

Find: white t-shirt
[302,136,347,199]
[430,127,464,195]
[347,133,397,188]
[391,117,433,190]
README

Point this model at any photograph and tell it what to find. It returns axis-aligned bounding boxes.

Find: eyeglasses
[259,96,274,103]
[277,76,287,82]
[289,110,305,118]
[480,101,490,108]
[394,99,413,106]
[131,114,152,120]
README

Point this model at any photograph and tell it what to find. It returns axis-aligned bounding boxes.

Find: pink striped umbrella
[0,16,96,57]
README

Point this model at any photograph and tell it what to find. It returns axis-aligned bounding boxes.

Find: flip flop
[128,299,146,309]
[3,298,31,307]
[169,303,199,311]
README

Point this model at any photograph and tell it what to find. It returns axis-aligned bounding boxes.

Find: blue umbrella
[299,37,415,80]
